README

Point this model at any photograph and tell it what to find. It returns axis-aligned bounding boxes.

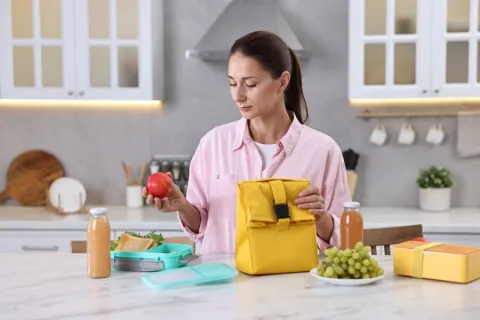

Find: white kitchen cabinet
[349,0,480,103]
[0,0,161,101]
[0,229,186,253]
[0,230,110,253]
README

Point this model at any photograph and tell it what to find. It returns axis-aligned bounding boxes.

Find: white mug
[369,124,387,146]
[398,123,416,145]
[426,123,445,145]
[126,185,143,208]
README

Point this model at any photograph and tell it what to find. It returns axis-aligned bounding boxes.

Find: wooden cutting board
[0,150,64,206]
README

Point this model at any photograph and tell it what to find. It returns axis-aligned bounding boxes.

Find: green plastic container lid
[142,263,238,289]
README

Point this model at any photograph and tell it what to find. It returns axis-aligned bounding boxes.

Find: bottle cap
[344,201,360,208]
[89,207,107,215]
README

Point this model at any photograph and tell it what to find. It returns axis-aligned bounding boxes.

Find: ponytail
[285,47,309,125]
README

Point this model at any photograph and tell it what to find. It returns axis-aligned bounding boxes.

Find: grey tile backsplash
[0,0,478,207]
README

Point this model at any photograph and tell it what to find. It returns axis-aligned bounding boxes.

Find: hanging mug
[398,123,416,145]
[426,123,445,145]
[369,124,387,146]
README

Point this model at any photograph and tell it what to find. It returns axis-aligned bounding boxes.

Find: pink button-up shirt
[178,114,352,254]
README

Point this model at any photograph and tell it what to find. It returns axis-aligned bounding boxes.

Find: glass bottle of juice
[340,201,363,250]
[87,207,111,279]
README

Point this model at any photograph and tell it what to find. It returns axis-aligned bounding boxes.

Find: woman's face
[228,52,289,119]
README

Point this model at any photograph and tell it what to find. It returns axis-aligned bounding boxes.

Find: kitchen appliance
[151,154,191,195]
[185,0,308,60]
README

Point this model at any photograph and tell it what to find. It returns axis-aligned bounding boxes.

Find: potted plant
[416,166,454,211]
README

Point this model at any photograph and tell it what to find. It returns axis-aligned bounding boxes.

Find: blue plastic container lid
[142,263,238,289]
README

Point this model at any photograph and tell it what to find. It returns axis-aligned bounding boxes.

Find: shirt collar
[232,112,303,156]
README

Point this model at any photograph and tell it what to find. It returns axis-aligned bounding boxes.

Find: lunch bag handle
[268,180,291,231]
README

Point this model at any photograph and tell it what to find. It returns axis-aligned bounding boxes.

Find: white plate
[48,177,87,213]
[309,268,384,286]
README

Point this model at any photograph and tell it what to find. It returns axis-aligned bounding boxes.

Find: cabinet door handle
[68,91,74,96]
[21,245,59,251]
[79,91,85,96]
[434,89,440,94]
[422,90,427,94]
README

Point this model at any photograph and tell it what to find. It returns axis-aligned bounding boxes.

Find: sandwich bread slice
[114,232,156,252]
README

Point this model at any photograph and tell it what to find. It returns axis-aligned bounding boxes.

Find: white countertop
[1,205,480,233]
[0,205,182,231]
[361,206,480,234]
[1,253,479,319]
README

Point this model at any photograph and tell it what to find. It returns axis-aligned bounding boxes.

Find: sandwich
[114,233,157,252]
[110,231,164,251]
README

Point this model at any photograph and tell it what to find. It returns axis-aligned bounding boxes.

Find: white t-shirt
[254,142,277,171]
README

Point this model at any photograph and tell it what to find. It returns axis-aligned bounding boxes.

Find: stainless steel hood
[185,0,308,61]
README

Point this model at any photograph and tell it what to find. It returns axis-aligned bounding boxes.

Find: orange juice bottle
[87,208,111,278]
[340,201,363,250]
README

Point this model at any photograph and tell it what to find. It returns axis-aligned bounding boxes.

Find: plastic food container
[110,243,197,272]
[393,241,480,284]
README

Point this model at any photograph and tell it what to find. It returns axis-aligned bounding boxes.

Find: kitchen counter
[1,205,479,233]
[2,205,480,253]
[1,253,479,319]
[0,205,181,231]
[361,206,480,234]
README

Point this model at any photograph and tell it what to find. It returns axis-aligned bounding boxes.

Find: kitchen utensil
[342,149,359,171]
[346,171,358,197]
[121,161,147,186]
[121,161,133,185]
[111,243,197,272]
[309,268,384,286]
[142,263,238,290]
[0,150,64,206]
[342,149,360,197]
[47,177,87,213]
[137,161,147,185]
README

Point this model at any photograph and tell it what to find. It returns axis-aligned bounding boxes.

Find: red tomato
[412,237,429,242]
[146,172,172,198]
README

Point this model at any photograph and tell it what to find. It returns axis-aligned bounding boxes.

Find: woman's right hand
[142,172,187,212]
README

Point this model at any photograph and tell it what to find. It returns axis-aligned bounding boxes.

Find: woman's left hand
[293,186,327,219]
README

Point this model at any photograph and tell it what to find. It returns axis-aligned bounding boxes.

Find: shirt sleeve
[177,137,209,241]
[316,143,352,251]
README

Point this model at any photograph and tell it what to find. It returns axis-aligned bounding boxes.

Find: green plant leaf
[416,165,454,189]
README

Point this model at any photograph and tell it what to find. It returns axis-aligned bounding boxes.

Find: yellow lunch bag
[235,178,319,275]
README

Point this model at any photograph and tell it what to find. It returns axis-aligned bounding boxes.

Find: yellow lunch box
[393,241,480,284]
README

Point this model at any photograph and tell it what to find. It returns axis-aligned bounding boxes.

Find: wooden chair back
[363,224,423,255]
[71,236,195,254]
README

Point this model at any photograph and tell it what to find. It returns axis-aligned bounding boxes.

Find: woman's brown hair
[229,30,309,124]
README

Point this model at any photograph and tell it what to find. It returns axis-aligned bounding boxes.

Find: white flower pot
[419,188,451,211]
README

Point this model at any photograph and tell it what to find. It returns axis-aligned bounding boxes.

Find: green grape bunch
[316,242,384,279]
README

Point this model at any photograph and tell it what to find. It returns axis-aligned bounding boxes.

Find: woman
[143,31,351,254]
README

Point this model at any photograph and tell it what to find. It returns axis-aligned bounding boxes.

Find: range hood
[185,0,308,61]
